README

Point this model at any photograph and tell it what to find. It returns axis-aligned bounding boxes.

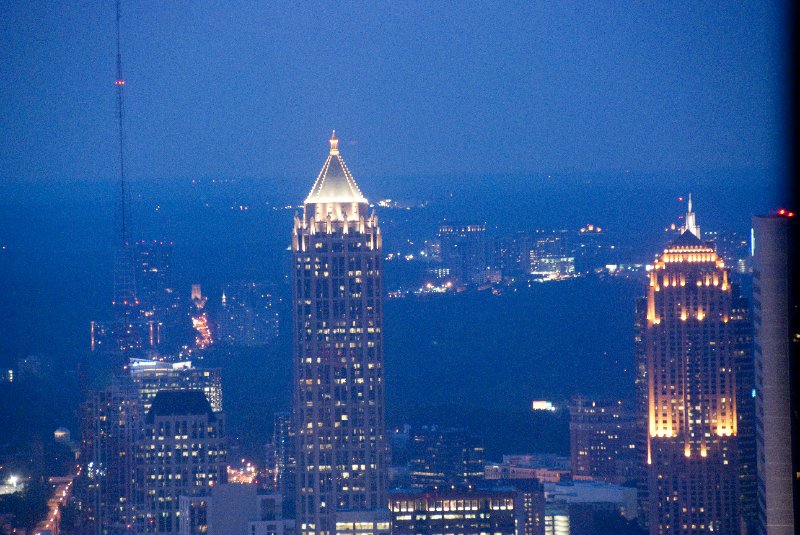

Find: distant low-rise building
[390,482,545,535]
[544,480,638,535]
[178,484,293,535]
[485,455,571,484]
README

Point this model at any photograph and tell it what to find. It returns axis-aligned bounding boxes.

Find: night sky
[0,1,790,186]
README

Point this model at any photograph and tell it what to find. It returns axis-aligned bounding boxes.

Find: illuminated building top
[304,131,368,215]
[652,229,725,269]
[294,132,381,253]
[639,204,741,532]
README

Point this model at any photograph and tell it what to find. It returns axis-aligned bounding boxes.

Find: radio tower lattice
[111,0,141,361]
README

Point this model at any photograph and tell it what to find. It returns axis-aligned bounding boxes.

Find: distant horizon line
[0,164,788,186]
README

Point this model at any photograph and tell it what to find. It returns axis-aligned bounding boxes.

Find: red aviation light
[776,208,795,217]
[115,79,125,85]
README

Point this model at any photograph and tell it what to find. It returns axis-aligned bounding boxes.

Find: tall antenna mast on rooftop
[111,0,141,360]
[115,0,128,248]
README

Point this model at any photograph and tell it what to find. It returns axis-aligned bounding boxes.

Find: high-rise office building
[291,132,389,535]
[135,240,179,349]
[273,411,298,519]
[112,243,143,360]
[133,390,227,533]
[493,232,534,280]
[217,282,280,346]
[438,222,489,284]
[568,397,637,484]
[752,211,799,535]
[78,361,226,535]
[408,426,486,488]
[633,291,650,524]
[572,224,611,275]
[77,377,141,535]
[636,201,740,534]
[730,289,757,531]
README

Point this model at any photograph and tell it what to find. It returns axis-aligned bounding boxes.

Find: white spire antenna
[684,193,700,239]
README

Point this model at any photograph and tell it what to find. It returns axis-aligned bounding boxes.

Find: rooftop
[146,390,216,422]
[305,131,367,205]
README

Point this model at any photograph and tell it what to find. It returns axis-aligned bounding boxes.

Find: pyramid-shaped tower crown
[305,131,367,205]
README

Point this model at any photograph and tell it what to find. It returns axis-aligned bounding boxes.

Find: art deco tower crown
[303,131,368,224]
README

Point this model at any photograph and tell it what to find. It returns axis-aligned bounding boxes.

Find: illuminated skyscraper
[291,132,389,535]
[637,202,740,534]
[752,211,799,535]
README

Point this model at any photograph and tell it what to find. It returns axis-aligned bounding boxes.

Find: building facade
[437,222,489,285]
[78,377,141,535]
[291,133,389,535]
[133,390,227,533]
[390,484,545,535]
[273,411,298,519]
[129,358,223,413]
[730,289,757,531]
[135,240,179,350]
[752,213,799,535]
[543,480,639,535]
[408,426,485,488]
[178,484,293,535]
[637,204,740,534]
[569,397,637,484]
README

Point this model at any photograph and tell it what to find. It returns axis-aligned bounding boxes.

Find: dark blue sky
[0,1,789,184]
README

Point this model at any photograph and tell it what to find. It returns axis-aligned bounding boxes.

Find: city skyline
[1,3,798,535]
